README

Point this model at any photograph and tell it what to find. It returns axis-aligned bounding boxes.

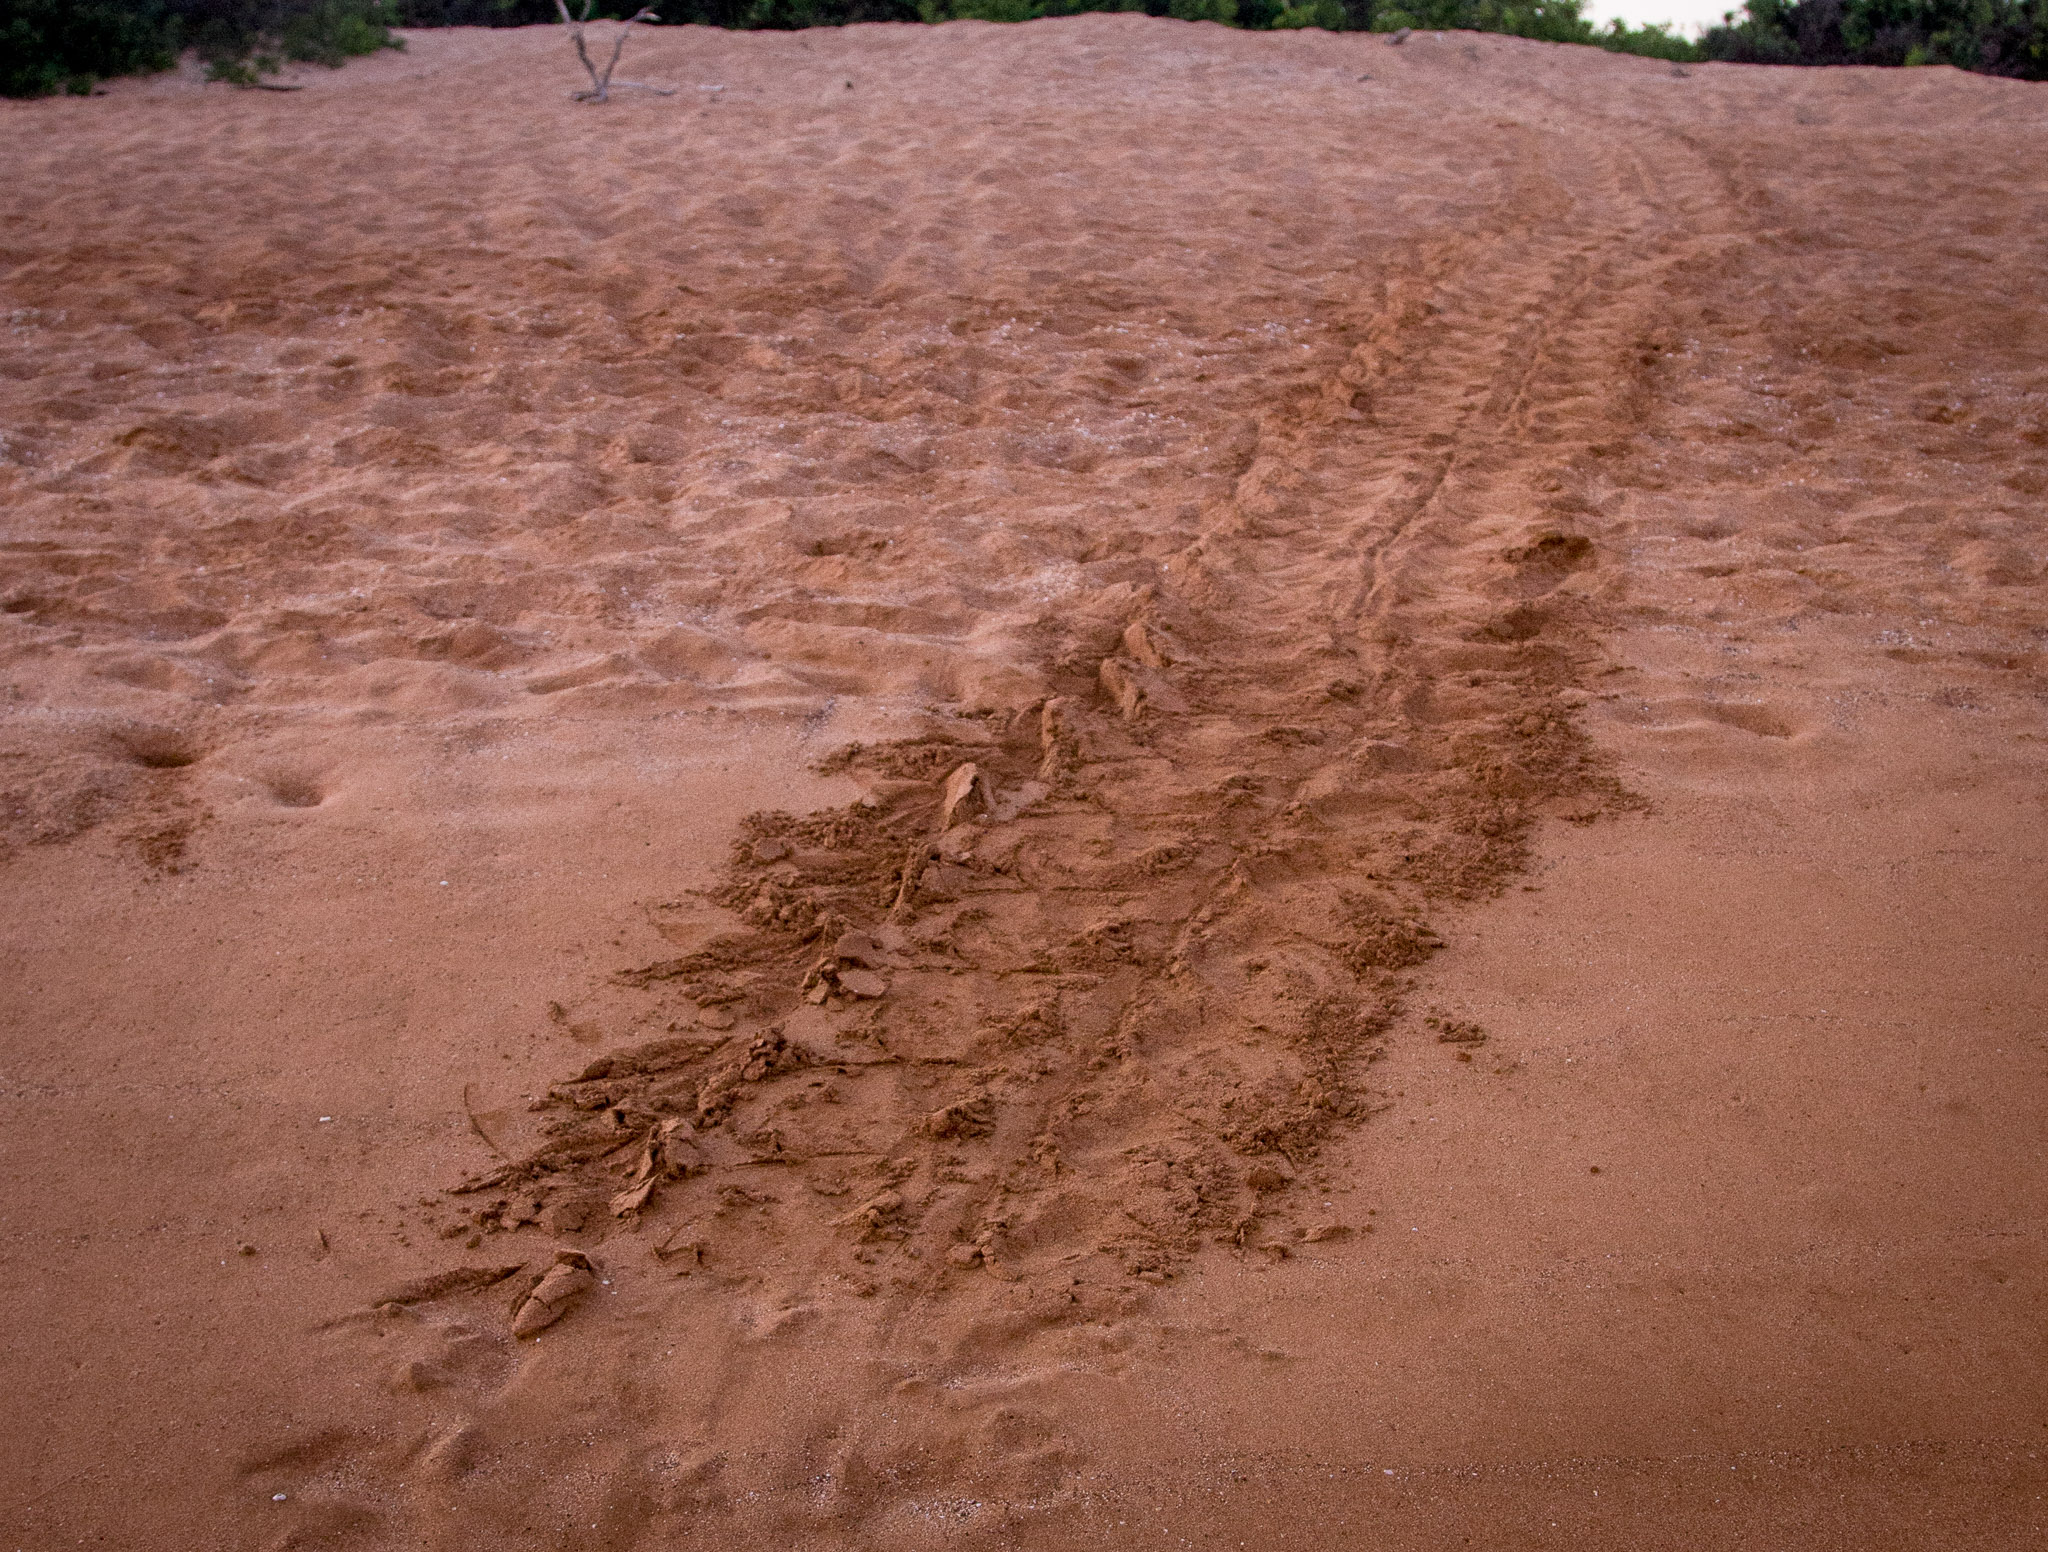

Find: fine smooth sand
[2,19,2044,1549]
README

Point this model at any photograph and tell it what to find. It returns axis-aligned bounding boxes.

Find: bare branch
[555,1,664,104]
[554,0,599,97]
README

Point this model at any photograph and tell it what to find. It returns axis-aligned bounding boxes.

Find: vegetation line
[3,0,2041,101]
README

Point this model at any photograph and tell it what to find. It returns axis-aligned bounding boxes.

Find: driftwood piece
[554,0,676,103]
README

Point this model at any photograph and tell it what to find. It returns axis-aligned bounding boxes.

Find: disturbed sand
[3,18,2045,1549]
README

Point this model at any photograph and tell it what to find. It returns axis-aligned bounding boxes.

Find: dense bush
[192,0,404,78]
[1701,0,2046,76]
[0,0,399,94]
[2,1,177,95]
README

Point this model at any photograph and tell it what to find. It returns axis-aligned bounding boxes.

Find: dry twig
[554,0,675,103]
[462,1082,509,1159]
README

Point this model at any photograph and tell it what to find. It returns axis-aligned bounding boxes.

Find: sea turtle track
[439,99,1717,1314]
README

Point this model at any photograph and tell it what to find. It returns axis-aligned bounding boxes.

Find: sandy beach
[2,18,2044,1548]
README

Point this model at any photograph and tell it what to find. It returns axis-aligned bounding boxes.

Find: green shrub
[281,0,399,60]
[1597,16,1699,55]
[1702,0,2047,76]
[0,0,178,96]
[0,0,403,94]
[184,0,401,79]
[385,0,553,18]
[1370,0,1596,41]
[1270,0,1341,25]
[934,0,1043,20]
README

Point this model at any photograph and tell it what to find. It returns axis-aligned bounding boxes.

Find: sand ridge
[3,18,2046,1550]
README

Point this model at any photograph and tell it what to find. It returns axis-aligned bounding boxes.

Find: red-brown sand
[2,18,2044,1549]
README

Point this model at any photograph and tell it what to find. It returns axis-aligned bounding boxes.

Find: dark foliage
[187,0,404,79]
[1,0,399,95]
[1701,0,2047,76]
[2,0,177,96]
[386,0,597,20]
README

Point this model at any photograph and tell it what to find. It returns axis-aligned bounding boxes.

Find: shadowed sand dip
[2,19,2044,1550]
